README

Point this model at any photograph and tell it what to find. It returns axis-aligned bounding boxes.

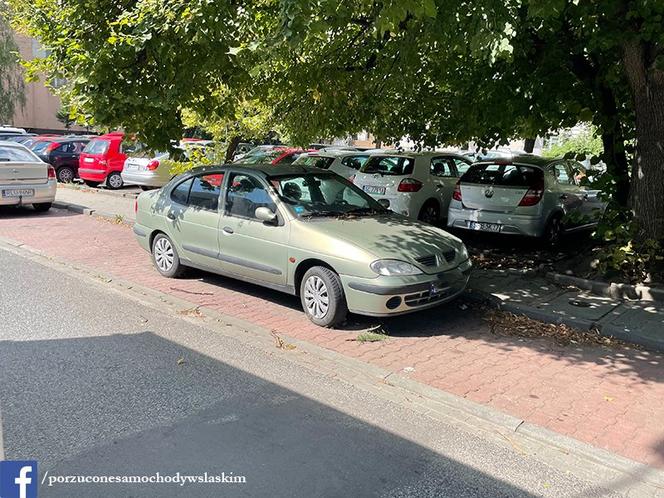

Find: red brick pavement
[2,208,664,468]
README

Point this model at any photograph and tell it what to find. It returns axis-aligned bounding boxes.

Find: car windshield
[361,156,415,176]
[269,173,388,218]
[83,139,110,155]
[292,155,335,169]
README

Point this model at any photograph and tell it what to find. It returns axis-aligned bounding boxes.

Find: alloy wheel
[108,173,123,189]
[154,237,175,272]
[303,275,329,319]
[57,168,74,183]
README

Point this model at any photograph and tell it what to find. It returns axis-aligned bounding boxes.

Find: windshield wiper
[345,207,389,216]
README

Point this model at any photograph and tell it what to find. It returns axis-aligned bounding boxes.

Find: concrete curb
[52,201,134,226]
[61,183,139,199]
[1,235,663,495]
[546,271,664,303]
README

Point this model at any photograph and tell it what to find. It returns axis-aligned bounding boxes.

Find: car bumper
[447,206,546,238]
[78,168,107,181]
[121,171,167,188]
[0,180,57,206]
[133,223,152,251]
[340,259,472,316]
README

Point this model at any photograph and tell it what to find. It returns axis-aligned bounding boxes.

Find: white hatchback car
[293,149,386,180]
[0,141,56,212]
[352,152,472,224]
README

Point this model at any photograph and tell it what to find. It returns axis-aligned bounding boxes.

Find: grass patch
[356,330,389,343]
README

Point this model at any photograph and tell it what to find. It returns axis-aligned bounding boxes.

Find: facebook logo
[0,461,38,498]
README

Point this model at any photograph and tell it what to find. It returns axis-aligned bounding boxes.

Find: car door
[429,156,460,214]
[164,173,224,268]
[550,161,585,226]
[218,172,289,286]
[566,160,606,224]
[53,142,78,168]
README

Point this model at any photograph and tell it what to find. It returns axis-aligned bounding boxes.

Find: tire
[300,266,348,328]
[418,200,440,225]
[542,214,563,247]
[83,180,100,188]
[32,202,52,212]
[151,233,185,278]
[56,166,75,183]
[106,171,124,190]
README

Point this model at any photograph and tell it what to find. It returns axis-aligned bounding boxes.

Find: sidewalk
[55,185,137,222]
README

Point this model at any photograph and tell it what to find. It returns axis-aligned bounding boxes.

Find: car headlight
[370,259,423,276]
[458,244,469,261]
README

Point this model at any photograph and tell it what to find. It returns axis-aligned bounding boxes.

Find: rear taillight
[519,179,545,206]
[452,181,462,201]
[47,166,56,179]
[397,178,423,192]
[146,159,160,171]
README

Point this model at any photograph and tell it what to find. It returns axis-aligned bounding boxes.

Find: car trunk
[0,161,48,185]
[459,163,544,213]
[354,156,416,201]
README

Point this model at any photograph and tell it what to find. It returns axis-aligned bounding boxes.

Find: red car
[78,132,127,189]
[235,147,313,165]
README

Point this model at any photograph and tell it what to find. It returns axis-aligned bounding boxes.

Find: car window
[552,163,572,185]
[188,174,223,211]
[461,163,543,187]
[56,143,74,153]
[453,158,471,175]
[225,173,277,219]
[362,156,414,176]
[31,141,53,153]
[340,155,370,171]
[83,139,110,155]
[0,145,40,162]
[171,178,193,205]
[294,155,335,169]
[430,157,456,177]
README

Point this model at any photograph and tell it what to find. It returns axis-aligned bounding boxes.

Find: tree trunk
[225,135,242,163]
[600,129,630,207]
[523,138,535,153]
[624,40,664,241]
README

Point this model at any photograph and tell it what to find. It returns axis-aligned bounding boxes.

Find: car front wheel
[300,266,347,328]
[151,233,185,278]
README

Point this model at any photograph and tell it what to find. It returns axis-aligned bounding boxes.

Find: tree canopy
[0,8,24,123]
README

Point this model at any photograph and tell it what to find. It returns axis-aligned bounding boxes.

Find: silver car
[292,149,384,180]
[447,155,607,243]
[0,141,56,212]
[352,152,472,224]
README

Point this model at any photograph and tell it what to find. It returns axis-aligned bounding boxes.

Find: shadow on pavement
[0,332,538,498]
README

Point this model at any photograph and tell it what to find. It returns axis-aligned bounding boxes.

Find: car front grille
[442,249,456,263]
[415,254,437,267]
[404,289,449,307]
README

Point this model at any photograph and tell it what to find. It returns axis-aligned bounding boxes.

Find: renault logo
[484,186,494,198]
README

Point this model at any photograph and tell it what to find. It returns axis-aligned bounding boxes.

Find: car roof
[474,154,556,167]
[185,163,324,179]
[367,150,471,159]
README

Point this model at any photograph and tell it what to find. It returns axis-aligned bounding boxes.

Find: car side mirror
[255,207,278,224]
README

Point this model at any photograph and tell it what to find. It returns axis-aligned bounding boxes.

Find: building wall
[10,33,86,134]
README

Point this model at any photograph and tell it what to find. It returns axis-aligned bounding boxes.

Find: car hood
[295,214,467,274]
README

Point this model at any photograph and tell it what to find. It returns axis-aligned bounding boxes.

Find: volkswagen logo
[484,186,495,198]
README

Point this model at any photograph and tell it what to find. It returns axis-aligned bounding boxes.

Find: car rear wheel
[418,201,440,225]
[300,266,348,328]
[543,214,563,246]
[106,172,124,190]
[32,202,52,212]
[56,166,75,183]
[151,233,185,278]
[83,180,100,188]
[139,186,154,191]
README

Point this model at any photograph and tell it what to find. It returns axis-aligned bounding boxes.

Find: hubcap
[303,275,329,319]
[154,237,175,272]
[108,174,122,188]
[58,169,74,182]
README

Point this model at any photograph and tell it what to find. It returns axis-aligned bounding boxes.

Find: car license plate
[2,189,34,198]
[84,157,94,163]
[362,185,386,195]
[467,221,502,232]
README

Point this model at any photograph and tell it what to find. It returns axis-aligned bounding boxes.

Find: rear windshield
[84,139,110,155]
[361,156,415,176]
[293,155,335,169]
[238,149,286,164]
[0,145,40,162]
[461,163,543,187]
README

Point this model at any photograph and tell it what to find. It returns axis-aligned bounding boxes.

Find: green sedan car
[133,164,472,327]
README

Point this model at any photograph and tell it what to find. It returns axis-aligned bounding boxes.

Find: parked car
[78,132,128,189]
[0,141,56,212]
[32,137,90,183]
[352,152,473,224]
[233,144,281,162]
[234,147,311,166]
[293,149,381,180]
[447,155,607,244]
[133,164,471,327]
[5,134,37,145]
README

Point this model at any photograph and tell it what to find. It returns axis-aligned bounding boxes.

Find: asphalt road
[0,248,622,497]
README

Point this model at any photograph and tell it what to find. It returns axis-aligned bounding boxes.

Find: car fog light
[386,296,402,310]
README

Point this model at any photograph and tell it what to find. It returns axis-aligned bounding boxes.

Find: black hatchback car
[32,137,90,183]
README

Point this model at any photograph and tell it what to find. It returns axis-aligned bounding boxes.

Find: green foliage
[162,144,225,177]
[543,126,603,161]
[0,7,24,122]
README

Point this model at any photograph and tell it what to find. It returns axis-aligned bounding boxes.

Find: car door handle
[166,212,176,220]
[223,226,234,234]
